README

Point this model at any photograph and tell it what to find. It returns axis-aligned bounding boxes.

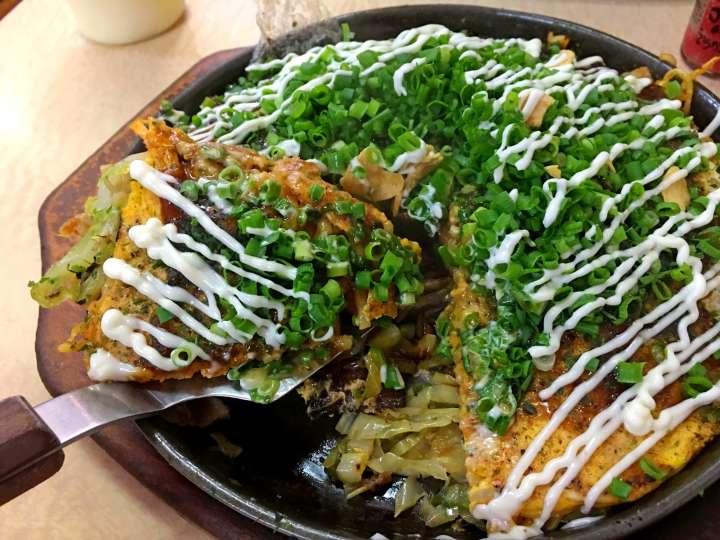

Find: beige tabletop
[0,0,716,538]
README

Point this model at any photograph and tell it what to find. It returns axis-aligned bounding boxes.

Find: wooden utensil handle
[0,396,64,505]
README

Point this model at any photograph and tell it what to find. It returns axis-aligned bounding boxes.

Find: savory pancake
[34,119,423,383]
[31,20,720,536]
[445,159,720,531]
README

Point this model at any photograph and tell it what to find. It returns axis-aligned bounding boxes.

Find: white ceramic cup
[67,0,186,45]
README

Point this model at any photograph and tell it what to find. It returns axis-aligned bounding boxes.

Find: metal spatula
[0,346,353,506]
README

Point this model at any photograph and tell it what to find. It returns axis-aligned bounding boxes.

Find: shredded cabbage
[418,496,459,527]
[324,367,469,526]
[394,476,425,517]
[347,409,458,440]
[419,482,482,528]
[30,156,138,307]
[368,452,452,481]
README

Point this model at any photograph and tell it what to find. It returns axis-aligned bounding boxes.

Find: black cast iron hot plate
[134,5,720,539]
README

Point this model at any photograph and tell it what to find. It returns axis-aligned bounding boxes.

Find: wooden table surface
[1,0,717,538]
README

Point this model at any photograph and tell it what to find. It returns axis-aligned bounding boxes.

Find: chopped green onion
[293,237,314,261]
[683,365,713,397]
[340,22,353,41]
[585,358,600,373]
[367,98,381,117]
[263,180,281,202]
[238,209,265,231]
[309,183,325,202]
[320,279,342,302]
[351,202,366,219]
[364,242,383,261]
[335,200,353,214]
[609,477,632,499]
[170,345,197,367]
[349,101,369,119]
[380,358,405,389]
[283,329,305,348]
[219,165,244,181]
[215,182,237,200]
[179,181,200,201]
[664,80,682,100]
[639,457,666,481]
[250,378,281,403]
[374,283,389,302]
[327,261,350,277]
[232,317,257,337]
[156,306,175,324]
[380,251,403,283]
[200,144,227,161]
[245,237,263,256]
[209,323,229,338]
[294,263,314,293]
[616,362,645,384]
[355,270,373,289]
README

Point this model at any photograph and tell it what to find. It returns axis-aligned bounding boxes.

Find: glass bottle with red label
[682,0,720,75]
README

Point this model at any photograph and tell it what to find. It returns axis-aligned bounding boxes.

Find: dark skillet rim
[137,4,720,539]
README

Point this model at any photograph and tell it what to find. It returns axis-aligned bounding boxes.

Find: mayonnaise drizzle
[485,230,529,290]
[188,25,542,144]
[393,57,426,96]
[130,160,297,280]
[701,107,720,137]
[101,308,209,371]
[162,25,720,533]
[95,161,337,372]
[329,26,720,536]
[260,139,301,157]
[198,178,233,214]
[389,140,428,173]
[475,276,720,528]
[129,218,287,347]
[103,258,233,346]
[88,349,142,382]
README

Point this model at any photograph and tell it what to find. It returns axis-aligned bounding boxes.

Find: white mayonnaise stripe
[188,25,542,144]
[129,160,297,280]
[101,309,209,372]
[528,248,662,363]
[198,178,233,215]
[389,140,428,173]
[217,71,352,144]
[259,139,301,157]
[542,120,687,228]
[599,143,695,222]
[526,146,717,304]
[476,267,720,526]
[514,266,715,492]
[701,107,720,137]
[531,209,691,301]
[88,349,142,382]
[103,258,231,347]
[129,218,286,348]
[583,337,720,512]
[393,57,426,96]
[130,218,286,317]
[533,315,720,527]
[165,225,309,302]
[623,320,720,436]
[474,275,720,525]
[531,324,720,529]
[540,262,712,401]
[485,230,529,290]
[532,186,720,371]
[100,162,319,364]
